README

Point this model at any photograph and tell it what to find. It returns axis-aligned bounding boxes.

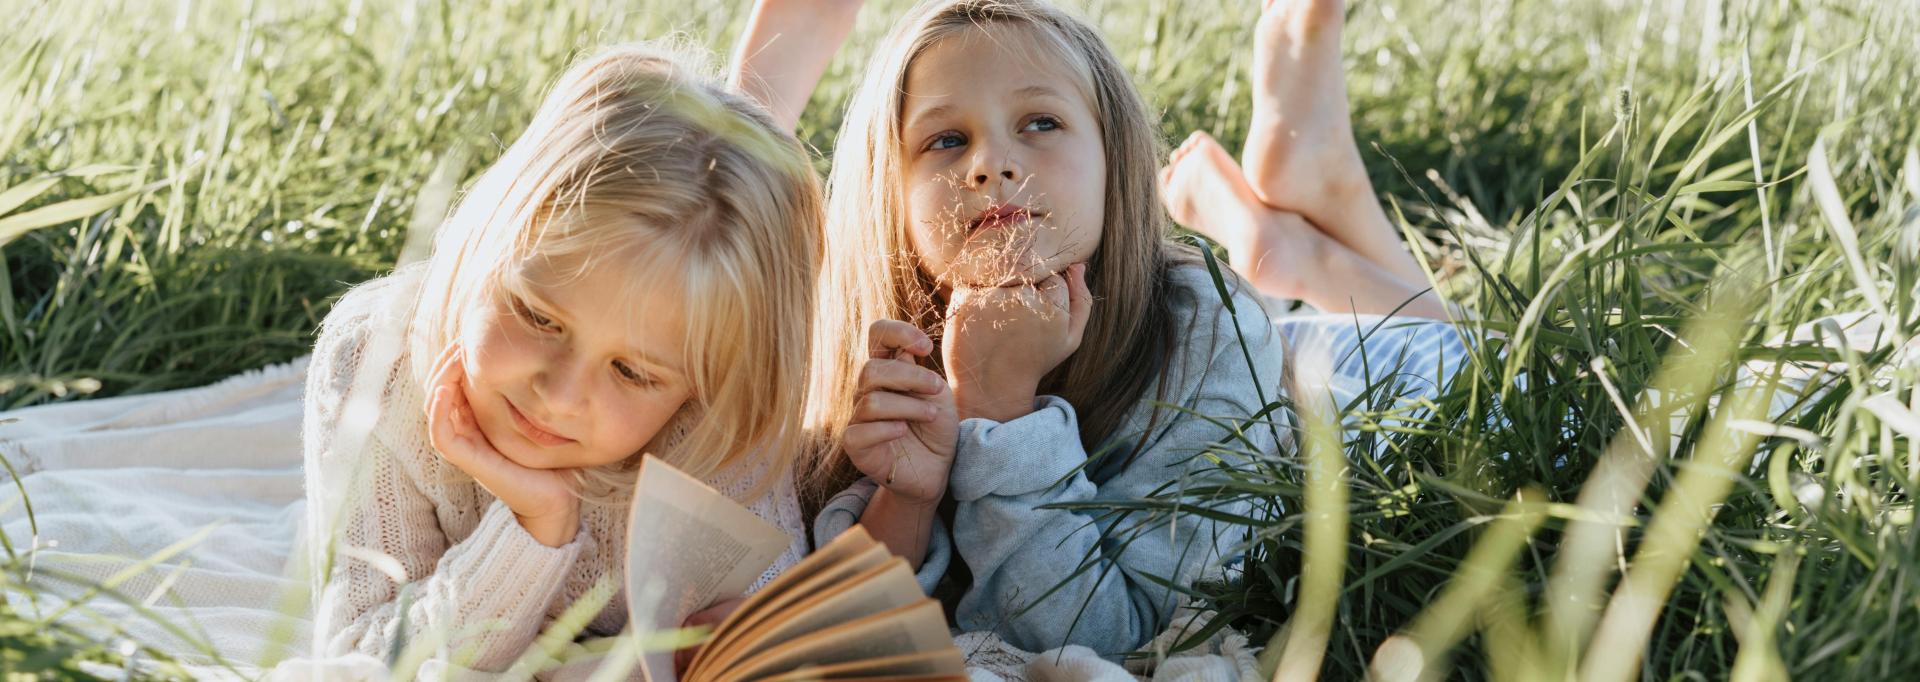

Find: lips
[968,205,1042,232]
[504,396,574,447]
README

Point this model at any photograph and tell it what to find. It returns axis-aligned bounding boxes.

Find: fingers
[1032,270,1069,312]
[1065,262,1092,348]
[424,345,465,414]
[427,373,508,483]
[674,648,698,677]
[684,598,744,628]
[859,358,946,396]
[429,395,534,497]
[844,432,912,488]
[948,266,1086,326]
[854,390,943,425]
[941,284,985,319]
[867,319,933,359]
[945,281,1022,320]
[843,421,908,454]
[450,391,481,434]
[429,382,485,455]
[426,384,467,463]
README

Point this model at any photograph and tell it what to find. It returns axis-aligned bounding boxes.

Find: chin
[946,255,1068,288]
[472,417,562,469]
[488,442,548,469]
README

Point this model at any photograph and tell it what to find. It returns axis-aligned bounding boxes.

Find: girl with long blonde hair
[303,41,821,671]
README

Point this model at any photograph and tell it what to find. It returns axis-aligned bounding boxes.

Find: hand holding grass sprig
[844,320,958,507]
[425,347,582,548]
[943,263,1091,422]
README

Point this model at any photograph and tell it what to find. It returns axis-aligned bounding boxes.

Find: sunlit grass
[4,0,1917,679]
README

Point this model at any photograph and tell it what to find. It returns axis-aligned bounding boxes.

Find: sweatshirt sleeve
[944,273,1284,655]
[812,476,954,594]
[301,287,588,672]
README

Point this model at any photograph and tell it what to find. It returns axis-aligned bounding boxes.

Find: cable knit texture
[302,267,807,672]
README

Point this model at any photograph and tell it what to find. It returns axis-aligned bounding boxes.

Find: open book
[626,455,966,682]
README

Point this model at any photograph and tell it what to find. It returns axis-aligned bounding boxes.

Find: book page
[721,558,927,667]
[691,543,892,677]
[712,600,954,682]
[627,455,793,682]
[759,650,968,682]
[711,525,880,633]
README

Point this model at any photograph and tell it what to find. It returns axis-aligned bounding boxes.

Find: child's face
[456,256,692,471]
[898,24,1105,289]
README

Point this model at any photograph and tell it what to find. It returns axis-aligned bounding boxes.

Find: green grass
[3,0,1917,679]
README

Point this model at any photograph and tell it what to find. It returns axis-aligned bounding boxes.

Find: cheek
[1065,138,1107,225]
[589,393,691,463]
[1035,141,1106,264]
[1083,158,1106,221]
[461,314,537,387]
[904,178,964,274]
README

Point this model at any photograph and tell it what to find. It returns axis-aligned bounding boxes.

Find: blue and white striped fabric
[1269,310,1910,458]
[1275,313,1475,416]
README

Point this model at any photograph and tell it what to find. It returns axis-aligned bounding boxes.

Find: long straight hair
[803,0,1193,505]
[407,41,823,503]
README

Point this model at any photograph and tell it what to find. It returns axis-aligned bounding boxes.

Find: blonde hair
[803,0,1195,503]
[409,41,822,503]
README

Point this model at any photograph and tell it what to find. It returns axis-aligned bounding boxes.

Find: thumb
[1065,263,1092,348]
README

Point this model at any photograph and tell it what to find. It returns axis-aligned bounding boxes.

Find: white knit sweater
[300,266,807,672]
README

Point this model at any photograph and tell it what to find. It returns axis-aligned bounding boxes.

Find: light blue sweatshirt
[813,263,1283,655]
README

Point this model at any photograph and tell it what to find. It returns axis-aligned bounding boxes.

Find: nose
[967,137,1024,189]
[972,169,1016,186]
[529,354,591,419]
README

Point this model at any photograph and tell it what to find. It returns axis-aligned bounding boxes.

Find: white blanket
[0,359,312,679]
[0,359,1260,681]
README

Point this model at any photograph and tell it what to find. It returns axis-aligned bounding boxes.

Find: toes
[1259,0,1344,46]
[1255,0,1291,40]
[1290,0,1346,38]
[1187,131,1237,169]
[1165,131,1212,181]
[1207,142,1237,167]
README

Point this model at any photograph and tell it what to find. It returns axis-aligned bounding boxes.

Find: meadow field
[2,0,1917,679]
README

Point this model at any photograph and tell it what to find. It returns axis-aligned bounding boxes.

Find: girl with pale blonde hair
[302,41,821,671]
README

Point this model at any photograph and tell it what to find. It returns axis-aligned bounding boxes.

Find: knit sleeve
[727,457,815,595]
[301,280,587,672]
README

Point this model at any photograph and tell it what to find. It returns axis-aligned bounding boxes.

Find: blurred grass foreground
[3,0,1919,679]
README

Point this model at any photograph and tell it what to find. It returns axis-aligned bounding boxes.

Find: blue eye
[1024,116,1062,132]
[925,132,966,151]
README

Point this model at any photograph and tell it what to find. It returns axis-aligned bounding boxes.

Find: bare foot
[1241,0,1428,285]
[1243,0,1365,212]
[1164,130,1451,318]
[1161,130,1324,301]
